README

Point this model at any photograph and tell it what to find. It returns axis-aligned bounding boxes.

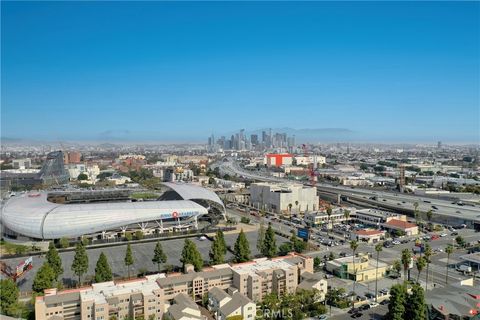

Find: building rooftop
[384,219,417,229]
[219,292,253,316]
[355,229,385,236]
[230,257,295,275]
[81,274,164,304]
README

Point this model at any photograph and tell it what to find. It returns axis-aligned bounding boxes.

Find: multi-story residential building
[249,182,319,213]
[208,288,256,320]
[35,254,314,320]
[35,275,164,320]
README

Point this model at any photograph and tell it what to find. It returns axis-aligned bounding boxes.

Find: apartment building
[304,208,355,227]
[35,254,314,320]
[231,257,300,301]
[36,275,164,320]
[208,288,256,320]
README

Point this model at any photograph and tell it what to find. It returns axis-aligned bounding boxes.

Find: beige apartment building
[36,275,164,320]
[35,253,314,320]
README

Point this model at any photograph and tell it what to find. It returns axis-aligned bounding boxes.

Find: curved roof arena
[1,183,224,239]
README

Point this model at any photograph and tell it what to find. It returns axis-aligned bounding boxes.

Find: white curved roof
[163,182,225,210]
[1,185,223,239]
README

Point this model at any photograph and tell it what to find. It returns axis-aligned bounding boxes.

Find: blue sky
[1,1,479,143]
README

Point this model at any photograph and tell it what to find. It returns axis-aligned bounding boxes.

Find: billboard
[297,228,310,241]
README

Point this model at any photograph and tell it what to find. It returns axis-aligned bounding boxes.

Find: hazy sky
[1,1,479,143]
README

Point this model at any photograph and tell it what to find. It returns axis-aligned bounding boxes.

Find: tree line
[30,223,306,294]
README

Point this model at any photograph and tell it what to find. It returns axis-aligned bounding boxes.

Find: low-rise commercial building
[326,254,389,282]
[350,229,386,243]
[383,219,419,236]
[250,182,319,213]
[304,208,355,227]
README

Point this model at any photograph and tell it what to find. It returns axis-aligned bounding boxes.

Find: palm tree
[288,203,293,213]
[343,209,351,224]
[445,244,454,285]
[295,200,299,211]
[413,202,419,221]
[350,240,359,307]
[416,256,427,282]
[326,207,333,236]
[426,209,433,224]
[424,244,432,291]
[374,242,383,302]
[401,249,412,283]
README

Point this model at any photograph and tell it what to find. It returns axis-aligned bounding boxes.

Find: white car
[440,233,448,237]
[198,236,207,241]
[369,302,379,308]
[392,240,401,245]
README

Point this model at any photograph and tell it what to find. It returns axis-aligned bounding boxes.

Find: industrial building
[249,182,319,214]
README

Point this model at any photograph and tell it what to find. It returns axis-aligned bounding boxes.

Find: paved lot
[6,230,289,292]
[330,305,388,320]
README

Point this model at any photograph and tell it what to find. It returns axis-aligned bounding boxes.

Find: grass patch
[130,192,159,200]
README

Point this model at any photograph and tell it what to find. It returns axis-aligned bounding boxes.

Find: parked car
[369,302,379,308]
[380,299,390,305]
[359,304,370,311]
[451,232,459,236]
[351,313,363,318]
[440,233,448,237]
[365,293,375,299]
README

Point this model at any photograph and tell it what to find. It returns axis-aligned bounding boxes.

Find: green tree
[445,244,453,285]
[257,221,266,254]
[426,210,433,223]
[393,259,402,281]
[262,223,277,258]
[71,242,89,286]
[0,279,19,316]
[328,252,336,261]
[313,256,322,270]
[46,242,63,280]
[406,284,427,320]
[401,249,412,282]
[59,237,70,248]
[233,229,251,263]
[152,241,167,272]
[386,284,406,320]
[326,207,333,236]
[124,244,134,278]
[216,230,227,255]
[77,173,88,180]
[278,242,293,256]
[95,252,113,283]
[290,231,307,253]
[350,240,359,307]
[209,234,225,265]
[455,235,466,247]
[180,239,203,271]
[416,256,427,282]
[343,209,351,224]
[423,244,432,291]
[374,242,383,302]
[33,262,56,293]
[413,202,420,225]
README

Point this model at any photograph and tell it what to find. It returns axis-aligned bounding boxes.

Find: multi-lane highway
[218,159,480,228]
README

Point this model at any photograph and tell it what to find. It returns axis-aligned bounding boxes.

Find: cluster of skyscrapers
[207,129,295,152]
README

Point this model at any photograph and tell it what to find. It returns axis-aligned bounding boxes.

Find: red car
[431,235,440,240]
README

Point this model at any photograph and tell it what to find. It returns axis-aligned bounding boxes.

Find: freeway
[218,159,480,227]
